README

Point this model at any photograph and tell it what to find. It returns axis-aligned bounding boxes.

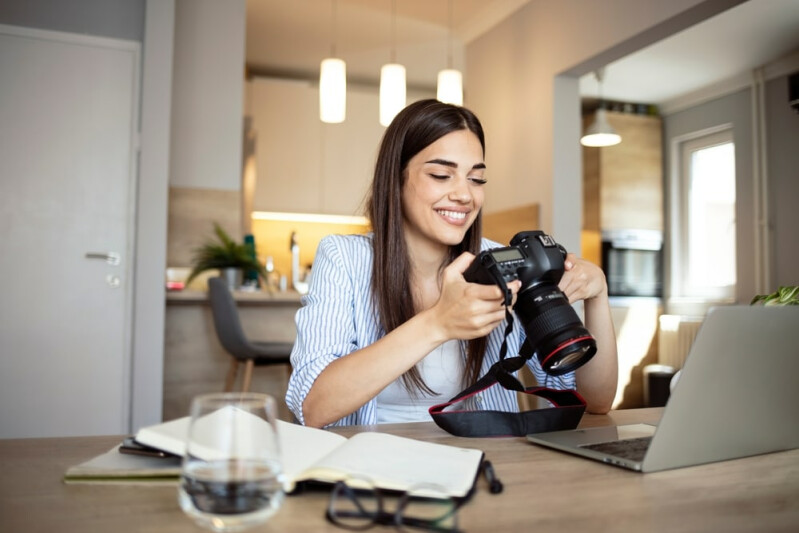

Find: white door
[0,25,139,438]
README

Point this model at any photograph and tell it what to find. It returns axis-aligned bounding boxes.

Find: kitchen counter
[164,287,302,422]
[166,288,303,305]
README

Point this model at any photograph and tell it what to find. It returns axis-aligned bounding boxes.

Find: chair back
[207,276,256,359]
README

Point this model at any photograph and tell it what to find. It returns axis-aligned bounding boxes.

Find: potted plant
[750,286,799,306]
[185,222,267,290]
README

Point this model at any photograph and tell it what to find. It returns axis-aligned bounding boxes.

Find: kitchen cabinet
[582,111,663,232]
[249,77,383,216]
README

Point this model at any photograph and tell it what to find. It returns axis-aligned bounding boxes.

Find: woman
[286,99,617,428]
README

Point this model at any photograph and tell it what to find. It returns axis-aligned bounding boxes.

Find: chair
[207,276,293,392]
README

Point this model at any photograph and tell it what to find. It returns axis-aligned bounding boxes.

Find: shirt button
[475,395,483,403]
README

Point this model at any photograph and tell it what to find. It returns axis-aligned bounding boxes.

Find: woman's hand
[430,252,521,341]
[559,253,608,303]
[556,254,617,414]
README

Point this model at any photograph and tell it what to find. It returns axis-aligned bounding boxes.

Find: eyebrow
[425,158,486,170]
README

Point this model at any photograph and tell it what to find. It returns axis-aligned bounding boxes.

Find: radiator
[657,315,704,369]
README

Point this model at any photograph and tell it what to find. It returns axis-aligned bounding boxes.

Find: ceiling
[245,0,529,87]
[246,0,799,106]
[579,0,799,110]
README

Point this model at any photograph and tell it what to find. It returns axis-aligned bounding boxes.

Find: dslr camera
[463,230,597,375]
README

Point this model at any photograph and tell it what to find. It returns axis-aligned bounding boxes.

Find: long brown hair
[365,99,487,395]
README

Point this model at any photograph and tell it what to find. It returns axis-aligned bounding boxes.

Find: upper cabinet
[248,77,384,216]
[583,111,663,232]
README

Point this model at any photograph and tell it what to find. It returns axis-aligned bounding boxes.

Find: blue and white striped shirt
[285,233,576,427]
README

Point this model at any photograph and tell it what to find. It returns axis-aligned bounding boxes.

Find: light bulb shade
[437,69,463,105]
[379,63,406,127]
[580,109,621,147]
[320,58,347,123]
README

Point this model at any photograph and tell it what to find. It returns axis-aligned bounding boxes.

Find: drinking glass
[178,392,285,532]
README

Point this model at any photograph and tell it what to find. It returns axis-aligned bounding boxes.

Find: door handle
[85,252,121,266]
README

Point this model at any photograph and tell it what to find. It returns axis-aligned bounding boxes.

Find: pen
[482,460,503,494]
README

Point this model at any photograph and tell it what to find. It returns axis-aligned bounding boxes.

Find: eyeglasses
[326,476,463,533]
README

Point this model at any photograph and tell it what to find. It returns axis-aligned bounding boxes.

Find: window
[673,128,736,301]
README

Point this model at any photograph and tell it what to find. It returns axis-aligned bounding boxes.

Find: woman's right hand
[430,252,521,341]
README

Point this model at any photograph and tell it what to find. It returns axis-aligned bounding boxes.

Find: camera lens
[514,285,597,376]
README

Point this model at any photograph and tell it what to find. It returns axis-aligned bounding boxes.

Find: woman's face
[401,129,486,255]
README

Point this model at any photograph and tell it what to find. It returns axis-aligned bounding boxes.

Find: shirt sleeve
[285,235,367,426]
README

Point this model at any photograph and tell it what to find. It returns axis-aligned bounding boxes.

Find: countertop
[166,288,304,305]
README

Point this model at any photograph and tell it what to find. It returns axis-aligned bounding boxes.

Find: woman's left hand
[558,253,608,303]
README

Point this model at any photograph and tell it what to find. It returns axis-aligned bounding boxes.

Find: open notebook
[526,305,799,472]
[66,414,483,498]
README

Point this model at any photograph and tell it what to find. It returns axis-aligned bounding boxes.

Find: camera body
[463,231,567,303]
[464,230,597,376]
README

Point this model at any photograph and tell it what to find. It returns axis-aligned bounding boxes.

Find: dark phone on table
[119,437,178,458]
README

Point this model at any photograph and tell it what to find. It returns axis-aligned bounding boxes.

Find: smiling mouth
[436,209,468,221]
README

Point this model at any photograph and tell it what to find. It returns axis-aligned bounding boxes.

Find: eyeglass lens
[397,490,458,532]
[328,482,459,532]
[329,483,381,529]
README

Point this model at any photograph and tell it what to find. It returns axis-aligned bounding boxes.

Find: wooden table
[1,408,797,532]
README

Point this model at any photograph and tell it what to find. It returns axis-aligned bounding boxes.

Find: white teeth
[437,209,466,220]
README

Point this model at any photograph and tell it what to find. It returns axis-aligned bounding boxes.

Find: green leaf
[750,285,799,306]
[185,222,267,286]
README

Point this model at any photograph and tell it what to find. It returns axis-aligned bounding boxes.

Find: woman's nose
[448,177,472,202]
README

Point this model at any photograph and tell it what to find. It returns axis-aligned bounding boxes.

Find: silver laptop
[526,305,799,472]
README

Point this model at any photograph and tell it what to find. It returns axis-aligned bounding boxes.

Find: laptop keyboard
[579,436,653,462]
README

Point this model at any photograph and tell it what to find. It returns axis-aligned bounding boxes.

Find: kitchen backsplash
[167,186,241,268]
[250,218,370,280]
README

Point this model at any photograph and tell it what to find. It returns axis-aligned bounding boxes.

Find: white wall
[132,0,175,430]
[170,0,246,191]
[465,0,744,253]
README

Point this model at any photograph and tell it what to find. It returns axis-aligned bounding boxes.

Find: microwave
[601,229,663,298]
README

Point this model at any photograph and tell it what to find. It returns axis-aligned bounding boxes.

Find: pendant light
[436,0,463,105]
[580,68,621,147]
[379,0,406,126]
[320,0,346,123]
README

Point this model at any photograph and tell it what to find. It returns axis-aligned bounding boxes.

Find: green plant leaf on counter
[750,286,799,306]
[185,222,267,285]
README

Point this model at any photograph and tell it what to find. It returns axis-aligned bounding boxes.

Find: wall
[167,0,247,268]
[0,0,144,41]
[134,0,174,429]
[464,0,743,253]
[170,0,245,191]
[765,71,799,287]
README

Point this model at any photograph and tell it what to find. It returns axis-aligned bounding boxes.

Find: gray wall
[765,73,799,287]
[0,0,144,41]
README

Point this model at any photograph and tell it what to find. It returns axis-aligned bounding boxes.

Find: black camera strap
[429,308,586,437]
